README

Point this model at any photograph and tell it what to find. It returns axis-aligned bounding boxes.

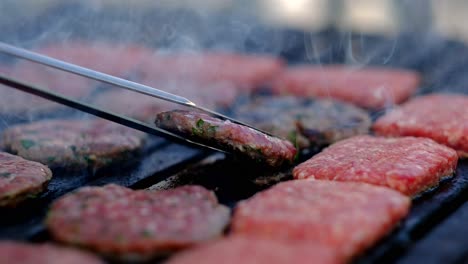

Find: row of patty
[0,42,465,263]
[0,41,420,119]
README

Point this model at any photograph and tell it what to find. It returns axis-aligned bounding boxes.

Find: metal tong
[0,41,269,153]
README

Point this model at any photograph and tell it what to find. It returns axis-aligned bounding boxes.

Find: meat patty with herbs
[235,96,371,148]
[46,184,230,261]
[0,152,52,207]
[155,110,297,167]
[2,119,146,169]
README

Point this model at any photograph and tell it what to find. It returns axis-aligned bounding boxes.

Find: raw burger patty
[231,180,410,260]
[373,94,468,158]
[235,96,371,148]
[139,52,284,92]
[293,135,458,196]
[0,152,52,207]
[271,65,421,109]
[2,119,146,169]
[155,110,297,167]
[36,42,153,77]
[165,236,344,264]
[46,184,230,261]
[0,241,103,264]
[0,64,94,115]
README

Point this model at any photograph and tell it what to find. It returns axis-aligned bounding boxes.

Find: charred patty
[46,184,230,261]
[0,241,104,264]
[155,110,297,167]
[2,119,146,169]
[293,135,458,196]
[0,152,52,207]
[235,96,371,149]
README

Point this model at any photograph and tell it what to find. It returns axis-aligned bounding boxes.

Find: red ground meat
[138,52,284,93]
[0,152,52,207]
[0,241,103,264]
[155,110,297,167]
[46,184,230,261]
[270,65,421,109]
[373,94,468,158]
[231,180,410,260]
[293,135,458,196]
[0,63,94,114]
[36,42,153,77]
[165,236,345,264]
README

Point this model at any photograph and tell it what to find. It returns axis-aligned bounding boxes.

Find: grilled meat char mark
[155,110,297,167]
[0,241,104,264]
[1,119,146,170]
[231,180,410,261]
[46,184,230,261]
[374,93,468,158]
[235,96,371,149]
[0,152,52,207]
[293,135,458,196]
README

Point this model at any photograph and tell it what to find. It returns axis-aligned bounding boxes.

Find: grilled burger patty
[373,94,468,158]
[231,180,410,261]
[0,152,52,207]
[165,236,344,264]
[46,184,230,261]
[2,119,146,169]
[235,96,371,148]
[155,110,297,167]
[293,135,458,196]
[271,65,421,109]
[0,241,103,264]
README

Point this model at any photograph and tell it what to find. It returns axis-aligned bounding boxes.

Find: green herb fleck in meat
[207,125,218,134]
[115,234,125,243]
[287,130,300,161]
[141,230,153,238]
[196,118,205,128]
[20,139,36,150]
[46,156,56,163]
[70,145,77,153]
[192,118,205,136]
[0,172,12,177]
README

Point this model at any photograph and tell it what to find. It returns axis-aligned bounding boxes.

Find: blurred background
[0,0,467,41]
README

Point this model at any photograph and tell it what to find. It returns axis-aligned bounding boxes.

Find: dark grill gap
[1,5,468,264]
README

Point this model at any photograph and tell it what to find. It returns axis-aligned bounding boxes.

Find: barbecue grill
[1,2,468,264]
